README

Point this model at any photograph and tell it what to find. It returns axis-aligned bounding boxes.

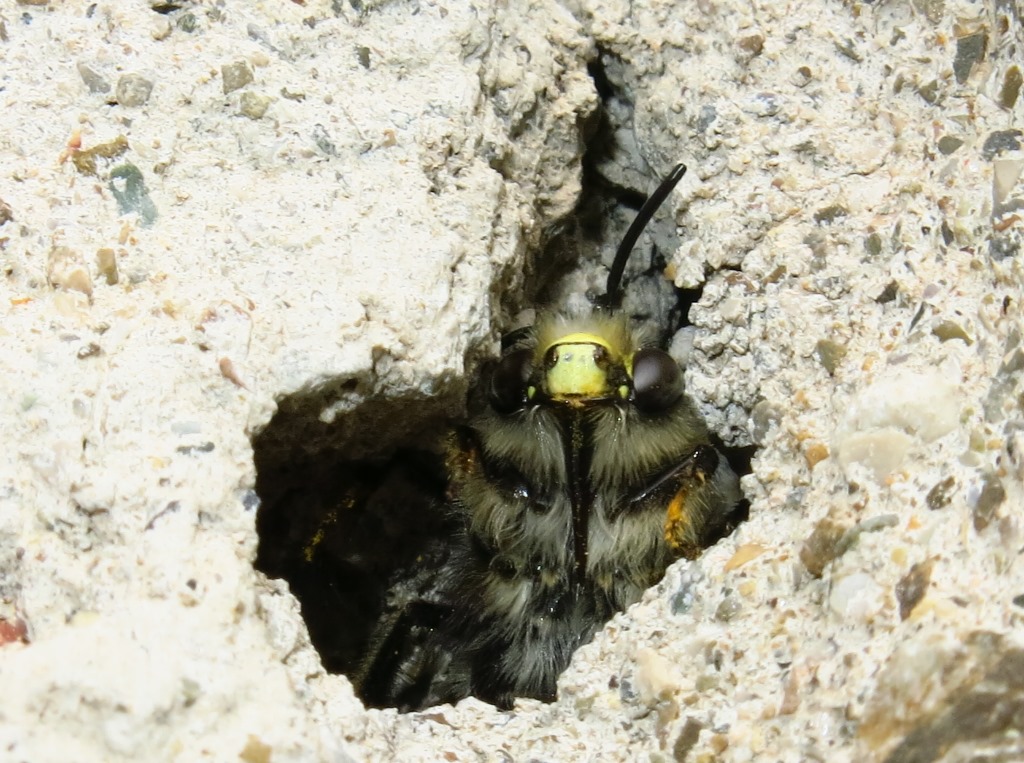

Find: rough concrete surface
[1,0,1022,761]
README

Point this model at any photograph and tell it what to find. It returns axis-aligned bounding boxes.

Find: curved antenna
[601,163,687,309]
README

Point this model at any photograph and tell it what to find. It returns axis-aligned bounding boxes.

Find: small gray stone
[76,62,110,94]
[109,163,158,227]
[115,74,154,107]
[239,91,271,120]
[177,12,198,33]
[937,136,964,155]
[222,61,254,94]
[96,248,118,286]
[973,473,1006,531]
[749,400,782,445]
[953,32,986,85]
[714,595,741,622]
[982,129,1023,160]
[1000,65,1022,110]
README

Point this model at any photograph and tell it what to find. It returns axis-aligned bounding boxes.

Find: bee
[353,164,742,711]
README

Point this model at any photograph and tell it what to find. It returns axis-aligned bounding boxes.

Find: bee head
[488,316,684,414]
[488,163,689,416]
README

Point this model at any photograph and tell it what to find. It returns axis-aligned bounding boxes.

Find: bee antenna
[599,163,687,309]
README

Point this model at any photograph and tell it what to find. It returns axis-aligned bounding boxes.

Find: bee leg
[354,599,440,710]
[355,592,472,711]
[466,636,522,710]
[663,445,725,559]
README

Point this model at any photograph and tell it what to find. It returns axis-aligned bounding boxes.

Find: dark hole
[253,391,456,680]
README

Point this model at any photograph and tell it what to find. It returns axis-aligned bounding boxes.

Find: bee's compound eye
[631,348,684,412]
[489,348,533,414]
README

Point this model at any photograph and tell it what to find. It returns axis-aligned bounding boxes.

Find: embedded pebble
[46,246,93,297]
[1000,65,1022,109]
[982,129,1022,160]
[96,248,119,285]
[953,32,986,84]
[800,518,846,577]
[634,648,684,706]
[714,595,742,622]
[828,572,884,622]
[749,400,782,445]
[222,60,254,94]
[972,472,1006,531]
[926,476,957,510]
[109,163,158,226]
[937,135,964,155]
[76,61,110,93]
[834,371,959,480]
[815,339,847,375]
[115,74,154,107]
[931,319,972,345]
[992,158,1024,207]
[835,429,913,482]
[239,91,271,119]
[177,12,199,34]
[896,559,933,621]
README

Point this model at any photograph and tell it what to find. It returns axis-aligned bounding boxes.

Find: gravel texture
[1,0,1023,761]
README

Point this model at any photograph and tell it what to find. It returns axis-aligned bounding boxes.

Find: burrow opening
[254,48,753,711]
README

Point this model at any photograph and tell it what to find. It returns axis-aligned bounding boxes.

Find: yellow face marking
[545,342,611,400]
[541,329,637,402]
